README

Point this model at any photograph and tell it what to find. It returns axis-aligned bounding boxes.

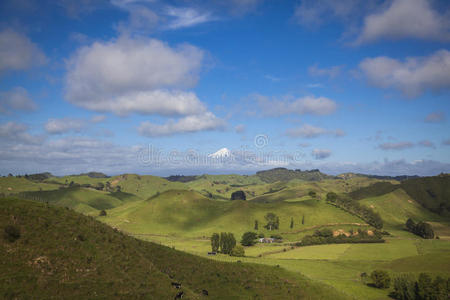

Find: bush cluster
[392,273,449,300]
[296,228,384,247]
[405,218,434,239]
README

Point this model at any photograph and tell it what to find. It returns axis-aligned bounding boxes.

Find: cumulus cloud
[308,64,342,79]
[356,0,450,44]
[359,50,450,97]
[45,118,86,134]
[312,149,331,160]
[0,87,37,113]
[256,95,337,116]
[0,29,47,74]
[287,124,344,139]
[65,35,210,116]
[425,112,446,123]
[379,141,414,150]
[44,115,107,134]
[138,112,225,137]
[0,121,43,144]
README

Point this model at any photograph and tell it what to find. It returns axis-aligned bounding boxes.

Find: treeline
[295,228,384,247]
[392,273,448,300]
[406,218,434,239]
[326,192,383,229]
[210,232,236,254]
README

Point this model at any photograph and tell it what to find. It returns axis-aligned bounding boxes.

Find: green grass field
[2,171,449,299]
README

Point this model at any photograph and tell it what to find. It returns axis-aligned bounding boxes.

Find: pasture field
[2,171,449,299]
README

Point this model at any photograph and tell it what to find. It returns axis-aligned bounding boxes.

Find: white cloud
[66,35,207,116]
[0,29,47,74]
[45,118,86,134]
[308,64,342,78]
[257,95,337,116]
[359,50,450,97]
[379,141,414,150]
[0,87,37,113]
[356,0,450,44]
[294,0,361,28]
[286,124,344,138]
[138,112,225,137]
[44,115,107,134]
[0,121,43,144]
[425,112,446,123]
[312,149,331,159]
[165,6,214,30]
[235,124,246,133]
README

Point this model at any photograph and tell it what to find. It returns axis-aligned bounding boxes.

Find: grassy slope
[45,174,187,200]
[0,197,349,300]
[359,188,448,234]
[0,177,59,195]
[103,189,363,239]
[18,187,141,215]
[400,175,450,215]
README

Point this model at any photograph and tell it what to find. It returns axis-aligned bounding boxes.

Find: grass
[3,172,450,300]
[102,190,363,239]
[0,197,350,299]
[0,177,59,195]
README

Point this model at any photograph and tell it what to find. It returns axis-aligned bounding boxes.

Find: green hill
[0,177,60,195]
[18,187,140,215]
[103,189,363,239]
[0,197,348,299]
[400,175,450,217]
[256,168,334,183]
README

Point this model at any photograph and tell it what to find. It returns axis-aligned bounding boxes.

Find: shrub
[230,191,246,201]
[4,225,20,242]
[99,210,107,216]
[230,245,245,257]
[370,270,390,288]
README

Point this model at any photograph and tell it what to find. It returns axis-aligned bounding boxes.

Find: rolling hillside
[0,197,348,299]
[102,189,364,239]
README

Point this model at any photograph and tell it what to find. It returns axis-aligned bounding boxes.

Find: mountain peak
[208,148,232,159]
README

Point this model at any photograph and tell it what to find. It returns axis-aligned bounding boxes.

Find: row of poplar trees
[210,232,236,254]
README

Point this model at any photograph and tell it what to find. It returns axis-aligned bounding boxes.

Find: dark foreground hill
[0,198,347,299]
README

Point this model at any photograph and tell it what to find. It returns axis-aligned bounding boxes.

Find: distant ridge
[256,167,335,183]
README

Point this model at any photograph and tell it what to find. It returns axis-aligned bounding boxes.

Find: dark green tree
[230,190,246,200]
[99,210,107,216]
[415,273,433,299]
[301,214,305,225]
[264,212,279,230]
[240,231,258,246]
[326,192,338,203]
[254,220,258,230]
[370,270,391,288]
[290,217,294,229]
[393,274,415,300]
[211,233,219,252]
[308,191,316,198]
[406,218,416,232]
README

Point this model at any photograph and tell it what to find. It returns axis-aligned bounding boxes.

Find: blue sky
[0,0,449,176]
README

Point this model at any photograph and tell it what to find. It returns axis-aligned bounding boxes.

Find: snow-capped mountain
[208,148,232,159]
